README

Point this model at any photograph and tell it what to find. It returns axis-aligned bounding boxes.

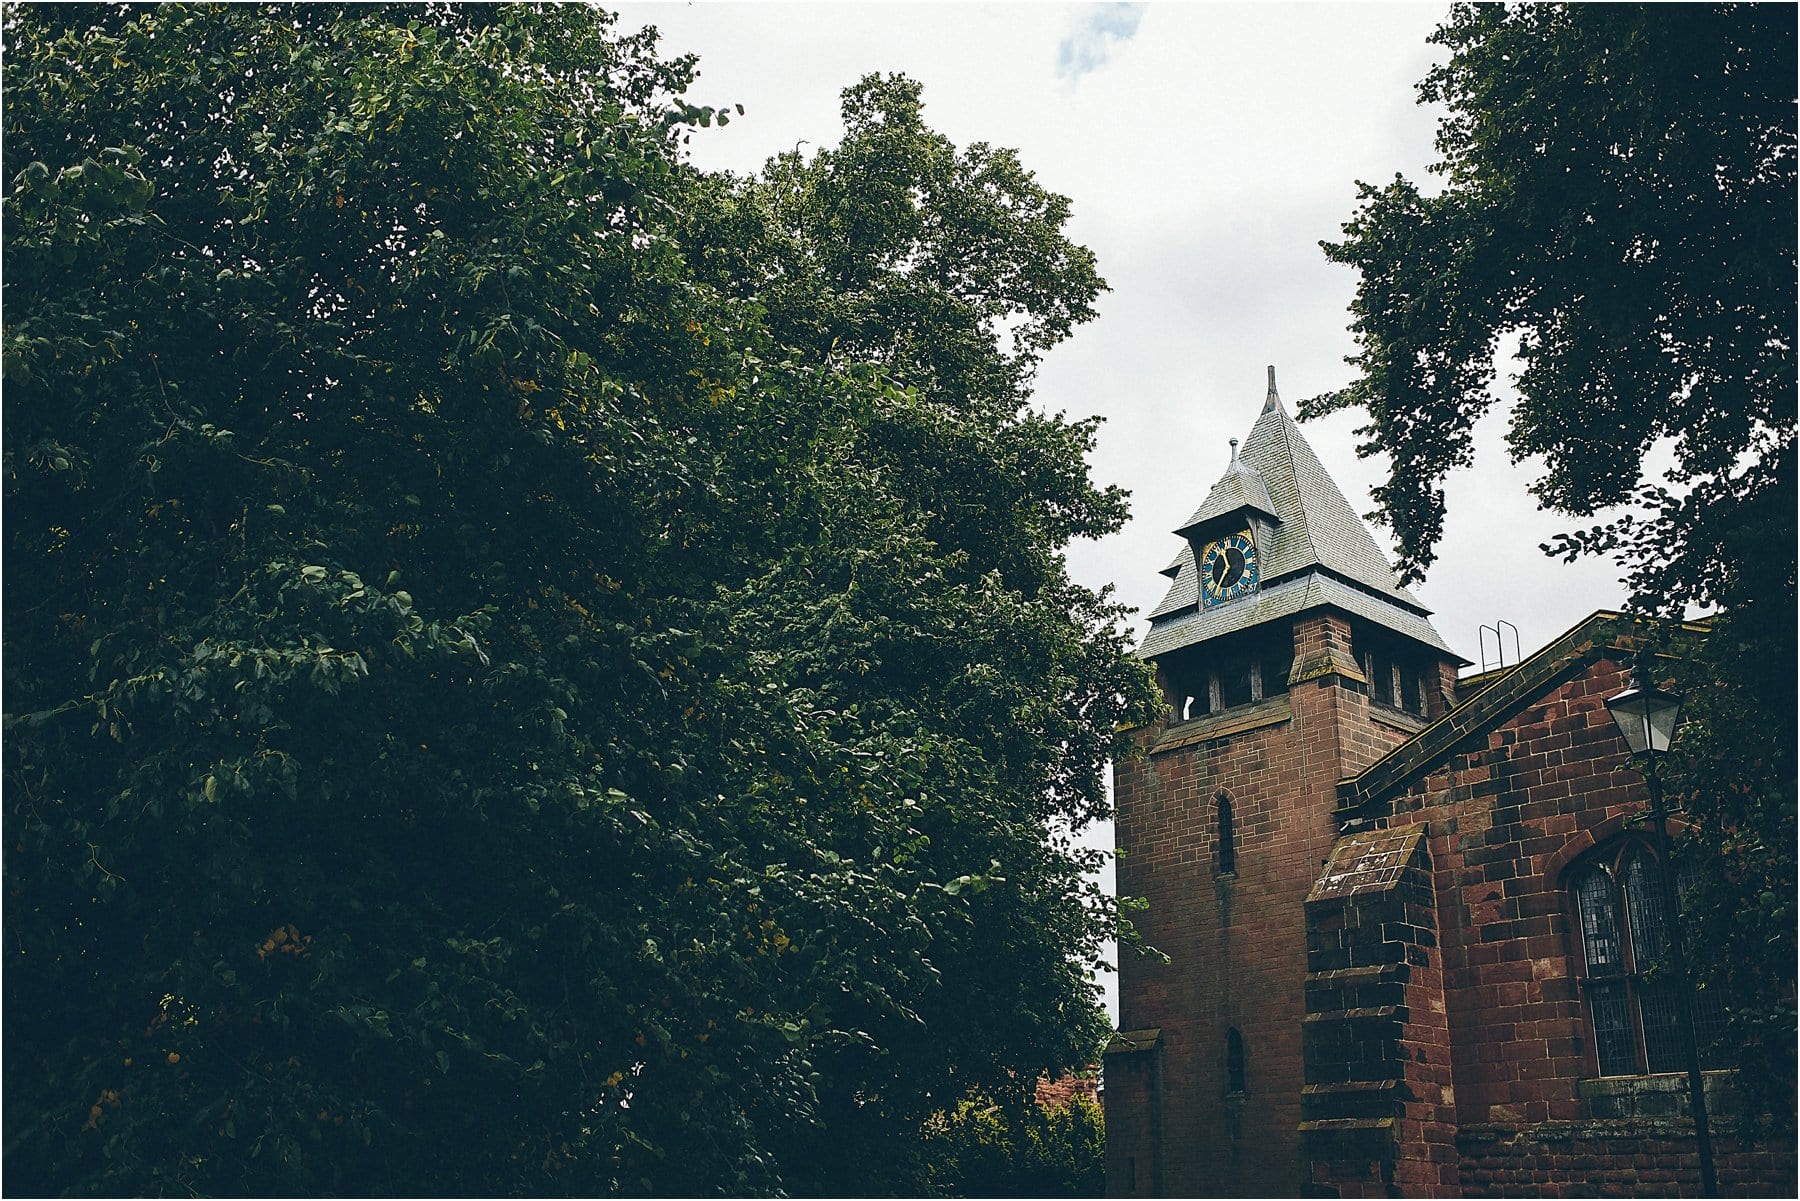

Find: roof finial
[1264,365,1283,413]
[1228,437,1240,465]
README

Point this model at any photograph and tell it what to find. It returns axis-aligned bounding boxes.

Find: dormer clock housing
[1173,370,1288,612]
[1138,365,1463,729]
[1174,433,1279,610]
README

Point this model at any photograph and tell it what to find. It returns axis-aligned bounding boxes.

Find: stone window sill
[1578,1070,1737,1119]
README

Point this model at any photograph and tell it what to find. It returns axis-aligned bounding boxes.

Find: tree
[1311,2,1795,1130]
[669,70,1149,1195]
[2,6,1157,1194]
[918,1092,1105,1198]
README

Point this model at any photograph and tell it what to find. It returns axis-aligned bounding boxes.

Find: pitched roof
[1148,543,1199,619]
[1332,611,1709,817]
[1233,382,1423,605]
[1143,369,1452,659]
[1175,440,1277,535]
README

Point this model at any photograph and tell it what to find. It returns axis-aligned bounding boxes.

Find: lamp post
[1605,660,1717,1197]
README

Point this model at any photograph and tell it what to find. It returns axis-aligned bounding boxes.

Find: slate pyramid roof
[1175,437,1277,534]
[1143,368,1455,659]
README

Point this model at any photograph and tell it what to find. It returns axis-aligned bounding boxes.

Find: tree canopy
[1314,2,1793,607]
[1312,1,1795,1131]
[2,5,1156,1194]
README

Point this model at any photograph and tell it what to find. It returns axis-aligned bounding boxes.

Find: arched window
[1215,793,1236,875]
[1225,1027,1246,1095]
[1569,839,1728,1076]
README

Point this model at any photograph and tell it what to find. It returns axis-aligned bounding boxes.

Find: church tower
[1104,369,1465,1198]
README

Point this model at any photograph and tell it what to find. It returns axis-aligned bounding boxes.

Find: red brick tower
[1104,370,1465,1198]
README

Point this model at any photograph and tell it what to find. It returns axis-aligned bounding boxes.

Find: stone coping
[1150,695,1291,754]
[1104,1027,1162,1056]
[1306,826,1425,904]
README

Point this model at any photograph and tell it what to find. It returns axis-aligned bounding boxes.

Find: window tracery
[1568,838,1728,1076]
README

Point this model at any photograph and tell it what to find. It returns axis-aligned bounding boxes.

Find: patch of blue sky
[1056,3,1146,82]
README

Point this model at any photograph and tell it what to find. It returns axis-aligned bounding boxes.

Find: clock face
[1200,532,1258,606]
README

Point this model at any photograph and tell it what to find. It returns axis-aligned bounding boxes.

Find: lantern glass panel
[1605,685,1683,754]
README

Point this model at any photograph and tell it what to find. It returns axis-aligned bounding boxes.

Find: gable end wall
[1305,645,1795,1196]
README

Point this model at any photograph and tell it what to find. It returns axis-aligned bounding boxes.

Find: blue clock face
[1200,532,1258,606]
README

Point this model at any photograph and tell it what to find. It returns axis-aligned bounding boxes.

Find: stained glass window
[1678,860,1731,1063]
[1640,983,1686,1074]
[1575,865,1621,972]
[1623,854,1668,964]
[1588,980,1636,1077]
[1571,839,1730,1077]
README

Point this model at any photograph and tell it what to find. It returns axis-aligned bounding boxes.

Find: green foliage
[1312,3,1795,1133]
[919,1094,1105,1198]
[1313,3,1794,601]
[1661,440,1796,1135]
[1,5,1158,1195]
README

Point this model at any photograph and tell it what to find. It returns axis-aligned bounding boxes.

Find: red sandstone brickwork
[1456,1122,1793,1197]
[1103,1042,1160,1196]
[1301,829,1457,1195]
[1310,640,1795,1197]
[1118,610,1793,1199]
[1034,1072,1099,1108]
[1382,653,1643,1133]
[1110,611,1434,1198]
[1431,659,1461,720]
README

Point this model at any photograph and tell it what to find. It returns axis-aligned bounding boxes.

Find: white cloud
[1055,3,1145,82]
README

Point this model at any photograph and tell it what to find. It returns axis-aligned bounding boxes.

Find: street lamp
[1605,668,1684,756]
[1605,659,1716,1197]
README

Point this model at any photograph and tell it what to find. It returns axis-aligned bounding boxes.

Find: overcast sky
[611,1,1634,1019]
